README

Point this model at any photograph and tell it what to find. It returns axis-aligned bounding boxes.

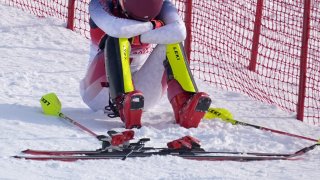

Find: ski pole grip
[40,93,62,116]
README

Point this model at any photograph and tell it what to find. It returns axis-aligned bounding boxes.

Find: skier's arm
[140,0,187,44]
[89,0,154,38]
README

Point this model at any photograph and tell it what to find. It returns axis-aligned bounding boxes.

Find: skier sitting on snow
[80,0,212,129]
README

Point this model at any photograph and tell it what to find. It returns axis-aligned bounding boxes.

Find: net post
[297,0,311,121]
[67,0,76,30]
[249,0,264,72]
[184,0,193,62]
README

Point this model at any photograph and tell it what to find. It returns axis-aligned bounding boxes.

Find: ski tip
[21,149,31,153]
[12,155,24,159]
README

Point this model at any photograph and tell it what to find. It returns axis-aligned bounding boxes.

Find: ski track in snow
[0,4,319,180]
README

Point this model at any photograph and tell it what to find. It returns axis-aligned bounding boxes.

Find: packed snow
[0,3,319,180]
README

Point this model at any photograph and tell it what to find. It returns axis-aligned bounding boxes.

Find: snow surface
[0,3,319,180]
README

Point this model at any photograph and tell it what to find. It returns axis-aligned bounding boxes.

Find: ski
[21,135,319,158]
[21,148,293,157]
[14,130,319,162]
[22,149,103,156]
[15,141,319,162]
[21,147,160,156]
[13,153,299,162]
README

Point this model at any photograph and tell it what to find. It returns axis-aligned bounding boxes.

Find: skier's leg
[80,50,109,112]
[80,20,110,111]
[104,37,144,129]
[165,43,211,128]
[132,44,167,110]
[89,18,105,48]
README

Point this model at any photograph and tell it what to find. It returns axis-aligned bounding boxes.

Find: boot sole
[126,94,144,129]
[195,96,211,112]
[130,95,144,110]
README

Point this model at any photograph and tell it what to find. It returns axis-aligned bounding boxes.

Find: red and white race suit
[80,0,186,111]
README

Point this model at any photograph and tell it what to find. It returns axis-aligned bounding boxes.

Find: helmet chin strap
[118,0,125,11]
[118,0,130,18]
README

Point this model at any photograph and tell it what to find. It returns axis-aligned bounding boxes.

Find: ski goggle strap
[166,43,198,93]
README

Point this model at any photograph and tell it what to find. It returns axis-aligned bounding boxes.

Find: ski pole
[40,93,102,140]
[57,112,98,137]
[205,108,319,143]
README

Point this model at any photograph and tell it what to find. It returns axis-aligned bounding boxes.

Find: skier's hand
[130,20,164,46]
[151,19,164,29]
[130,35,142,46]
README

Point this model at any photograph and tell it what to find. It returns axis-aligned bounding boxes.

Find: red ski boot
[115,90,144,129]
[170,92,211,128]
[178,92,211,128]
[168,80,211,128]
